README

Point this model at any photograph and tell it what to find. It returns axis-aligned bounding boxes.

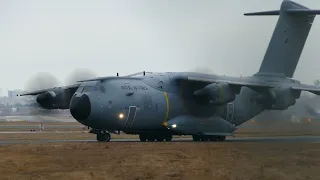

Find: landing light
[118,113,124,119]
[171,124,177,128]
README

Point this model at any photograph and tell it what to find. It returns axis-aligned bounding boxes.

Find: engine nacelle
[256,87,299,110]
[194,83,235,105]
[36,89,72,109]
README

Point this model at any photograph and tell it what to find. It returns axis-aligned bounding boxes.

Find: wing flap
[186,76,274,89]
[186,76,320,95]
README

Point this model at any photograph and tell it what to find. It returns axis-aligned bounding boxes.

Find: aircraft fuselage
[70,73,190,133]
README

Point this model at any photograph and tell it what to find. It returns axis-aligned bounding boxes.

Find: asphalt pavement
[0,136,320,145]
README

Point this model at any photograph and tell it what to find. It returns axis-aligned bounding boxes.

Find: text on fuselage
[121,85,148,91]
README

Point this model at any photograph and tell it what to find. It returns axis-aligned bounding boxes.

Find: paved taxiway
[1,136,320,145]
[0,125,82,129]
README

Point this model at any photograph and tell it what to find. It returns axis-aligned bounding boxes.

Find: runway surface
[0,125,83,129]
[1,136,320,145]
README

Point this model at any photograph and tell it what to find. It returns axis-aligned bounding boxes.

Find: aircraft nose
[70,94,91,121]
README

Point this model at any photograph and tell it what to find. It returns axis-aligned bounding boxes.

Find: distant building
[8,90,23,99]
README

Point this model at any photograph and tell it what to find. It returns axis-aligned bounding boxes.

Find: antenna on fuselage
[143,71,145,76]
[117,73,119,77]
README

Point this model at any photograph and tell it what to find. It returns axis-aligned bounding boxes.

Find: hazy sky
[1,0,320,91]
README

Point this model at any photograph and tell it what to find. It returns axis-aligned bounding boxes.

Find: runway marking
[163,92,169,126]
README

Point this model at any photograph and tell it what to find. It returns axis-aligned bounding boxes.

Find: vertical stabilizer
[246,0,320,78]
[223,0,320,127]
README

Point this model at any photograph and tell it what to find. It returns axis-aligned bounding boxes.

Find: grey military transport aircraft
[19,0,320,142]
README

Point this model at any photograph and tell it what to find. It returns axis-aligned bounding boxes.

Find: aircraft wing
[18,83,81,96]
[187,76,273,88]
[184,76,320,95]
[291,85,320,95]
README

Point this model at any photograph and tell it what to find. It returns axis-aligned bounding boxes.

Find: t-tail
[250,0,320,78]
[222,0,320,126]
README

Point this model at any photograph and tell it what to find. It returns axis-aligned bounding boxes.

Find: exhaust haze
[4,0,320,129]
[1,0,320,90]
[24,69,98,91]
[24,72,60,91]
[64,68,98,85]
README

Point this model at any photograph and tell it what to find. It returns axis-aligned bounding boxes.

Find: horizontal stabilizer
[244,10,279,16]
[245,9,320,16]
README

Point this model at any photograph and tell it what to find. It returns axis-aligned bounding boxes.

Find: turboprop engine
[193,83,237,105]
[255,87,301,110]
[36,89,72,109]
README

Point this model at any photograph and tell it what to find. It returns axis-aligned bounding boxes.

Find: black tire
[165,135,173,141]
[156,136,164,142]
[192,135,200,141]
[201,136,209,141]
[97,133,111,142]
[97,134,104,142]
[209,136,217,141]
[217,136,226,141]
[103,133,111,142]
[147,135,156,142]
[139,134,147,142]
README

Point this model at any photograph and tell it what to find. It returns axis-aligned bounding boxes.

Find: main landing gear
[97,132,111,142]
[90,129,111,142]
[139,133,173,142]
[192,135,226,142]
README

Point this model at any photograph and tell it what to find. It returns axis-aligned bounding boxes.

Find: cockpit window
[77,86,84,93]
[82,85,99,92]
[83,86,92,92]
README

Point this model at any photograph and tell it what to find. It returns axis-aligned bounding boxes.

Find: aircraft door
[124,106,137,128]
[226,103,234,123]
